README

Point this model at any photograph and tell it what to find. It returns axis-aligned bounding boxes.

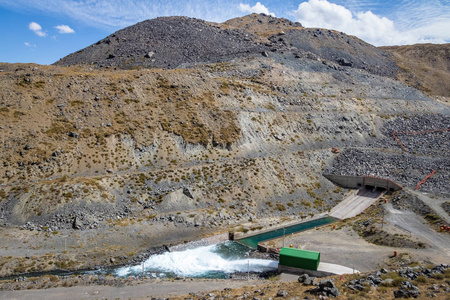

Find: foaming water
[115,241,278,278]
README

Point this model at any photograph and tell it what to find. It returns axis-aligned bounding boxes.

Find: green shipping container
[279,247,320,271]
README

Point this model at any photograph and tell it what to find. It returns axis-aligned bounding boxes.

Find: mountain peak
[54,15,266,69]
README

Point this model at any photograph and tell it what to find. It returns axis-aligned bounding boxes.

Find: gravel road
[385,203,450,253]
[0,279,264,300]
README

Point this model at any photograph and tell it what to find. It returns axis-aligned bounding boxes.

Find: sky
[0,0,449,65]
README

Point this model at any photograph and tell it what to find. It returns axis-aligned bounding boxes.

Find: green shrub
[393,276,407,287]
[414,275,427,283]
[276,203,286,211]
[432,273,444,280]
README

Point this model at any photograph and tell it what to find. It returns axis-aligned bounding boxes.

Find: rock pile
[397,265,448,280]
[53,14,399,80]
[326,113,450,195]
[54,16,268,69]
[18,203,131,231]
[298,273,317,285]
[298,274,340,298]
[343,265,449,298]
[375,114,450,156]
[393,281,421,298]
[325,148,450,195]
[316,279,340,297]
[390,192,434,218]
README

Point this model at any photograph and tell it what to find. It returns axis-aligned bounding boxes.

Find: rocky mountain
[55,14,396,78]
[54,16,267,69]
[0,14,449,277]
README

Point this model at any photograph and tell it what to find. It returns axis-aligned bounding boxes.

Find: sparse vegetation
[0,14,448,289]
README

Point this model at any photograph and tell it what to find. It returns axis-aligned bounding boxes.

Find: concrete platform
[279,262,359,277]
[318,262,359,275]
[330,188,383,219]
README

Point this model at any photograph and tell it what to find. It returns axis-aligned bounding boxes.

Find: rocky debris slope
[54,16,268,69]
[223,13,303,37]
[326,113,450,195]
[54,14,399,80]
[343,265,449,298]
[1,53,448,232]
[375,114,450,156]
[298,275,340,297]
[273,28,398,78]
[325,148,450,195]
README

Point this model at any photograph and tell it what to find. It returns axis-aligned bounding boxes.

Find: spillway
[114,241,278,279]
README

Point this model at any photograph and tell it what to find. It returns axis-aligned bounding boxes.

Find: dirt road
[406,188,450,223]
[0,279,265,300]
[385,203,450,253]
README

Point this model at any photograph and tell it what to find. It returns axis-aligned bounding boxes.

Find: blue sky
[0,0,449,65]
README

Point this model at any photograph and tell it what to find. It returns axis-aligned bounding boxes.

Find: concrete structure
[324,174,402,191]
[279,262,359,277]
[230,213,330,242]
[330,188,383,219]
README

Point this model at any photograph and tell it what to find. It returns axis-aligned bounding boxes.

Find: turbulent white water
[115,242,278,278]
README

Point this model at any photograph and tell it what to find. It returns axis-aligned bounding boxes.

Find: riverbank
[0,221,221,278]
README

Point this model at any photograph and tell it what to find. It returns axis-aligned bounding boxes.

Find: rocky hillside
[223,13,303,37]
[0,14,449,268]
[55,14,397,78]
[226,14,397,78]
[383,43,450,97]
[54,16,268,69]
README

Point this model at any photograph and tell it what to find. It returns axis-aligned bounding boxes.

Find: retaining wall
[324,174,402,191]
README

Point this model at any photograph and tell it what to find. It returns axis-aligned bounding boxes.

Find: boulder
[304,276,317,285]
[183,187,194,199]
[68,132,79,138]
[276,290,288,297]
[318,279,340,297]
[145,51,155,58]
[319,279,335,289]
[393,289,420,298]
[298,273,309,283]
[72,217,83,229]
[337,57,352,67]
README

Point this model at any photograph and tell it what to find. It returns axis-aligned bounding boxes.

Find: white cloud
[55,24,75,34]
[1,0,246,28]
[29,21,47,37]
[3,0,448,45]
[24,42,36,47]
[291,0,450,46]
[28,21,42,31]
[239,2,275,17]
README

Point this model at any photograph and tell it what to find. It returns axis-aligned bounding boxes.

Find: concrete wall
[231,213,329,241]
[278,265,334,277]
[324,174,402,191]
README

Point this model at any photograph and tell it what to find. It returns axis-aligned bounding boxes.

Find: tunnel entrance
[323,174,403,192]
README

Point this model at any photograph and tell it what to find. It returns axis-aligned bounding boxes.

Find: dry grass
[382,44,450,97]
